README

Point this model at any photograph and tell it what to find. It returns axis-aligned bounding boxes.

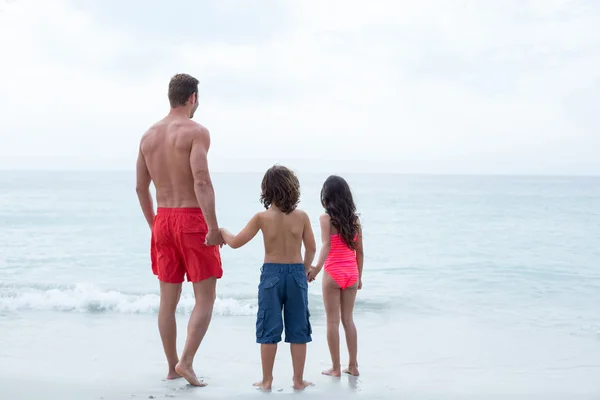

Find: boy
[220,165,316,391]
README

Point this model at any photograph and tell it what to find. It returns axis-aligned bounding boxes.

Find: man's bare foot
[175,362,206,387]
[343,366,360,377]
[293,380,314,391]
[321,368,341,377]
[253,379,273,391]
[165,370,182,380]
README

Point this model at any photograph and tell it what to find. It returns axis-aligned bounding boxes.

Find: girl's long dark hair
[321,175,360,250]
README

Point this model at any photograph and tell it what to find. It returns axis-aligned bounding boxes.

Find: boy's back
[259,208,308,265]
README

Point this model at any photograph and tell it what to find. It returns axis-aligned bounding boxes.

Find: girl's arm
[308,214,331,281]
[302,211,316,273]
[356,222,364,289]
[220,213,260,249]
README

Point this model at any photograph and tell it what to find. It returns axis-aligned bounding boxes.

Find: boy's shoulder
[292,208,308,217]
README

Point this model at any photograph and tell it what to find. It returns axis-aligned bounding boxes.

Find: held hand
[307,267,319,282]
[358,278,363,290]
[205,229,224,247]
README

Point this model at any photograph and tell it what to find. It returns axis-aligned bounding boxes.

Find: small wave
[0,283,257,316]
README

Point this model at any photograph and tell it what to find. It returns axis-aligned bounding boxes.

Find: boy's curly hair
[260,165,300,214]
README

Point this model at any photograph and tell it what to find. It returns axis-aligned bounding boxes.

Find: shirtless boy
[220,165,316,391]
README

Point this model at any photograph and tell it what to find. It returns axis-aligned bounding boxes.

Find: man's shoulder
[181,121,210,144]
[182,120,209,134]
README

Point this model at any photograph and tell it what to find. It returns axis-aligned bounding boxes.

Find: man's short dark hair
[168,73,199,107]
[260,165,300,214]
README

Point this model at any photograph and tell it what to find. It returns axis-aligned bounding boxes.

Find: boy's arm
[356,222,364,289]
[311,214,331,276]
[220,214,261,249]
[302,212,316,273]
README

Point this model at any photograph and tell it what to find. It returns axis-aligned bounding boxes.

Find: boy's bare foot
[293,380,314,391]
[165,370,182,380]
[321,368,341,377]
[343,366,360,377]
[175,362,206,387]
[253,379,273,391]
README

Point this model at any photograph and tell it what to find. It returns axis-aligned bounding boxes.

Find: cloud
[0,0,598,174]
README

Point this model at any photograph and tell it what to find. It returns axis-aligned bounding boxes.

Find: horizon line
[0,169,598,178]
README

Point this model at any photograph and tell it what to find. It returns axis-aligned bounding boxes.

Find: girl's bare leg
[321,271,342,377]
[341,282,359,376]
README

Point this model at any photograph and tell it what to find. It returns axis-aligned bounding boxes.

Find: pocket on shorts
[181,214,208,234]
[293,274,308,290]
[256,310,265,338]
[259,275,280,290]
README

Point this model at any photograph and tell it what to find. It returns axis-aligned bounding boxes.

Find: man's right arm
[189,126,219,233]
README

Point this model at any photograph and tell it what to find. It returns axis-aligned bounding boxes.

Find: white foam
[0,283,257,316]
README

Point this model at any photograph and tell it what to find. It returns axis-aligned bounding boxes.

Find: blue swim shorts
[255,263,312,344]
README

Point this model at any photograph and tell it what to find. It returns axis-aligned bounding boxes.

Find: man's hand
[205,229,224,247]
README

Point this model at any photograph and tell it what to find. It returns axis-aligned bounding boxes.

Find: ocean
[0,171,599,399]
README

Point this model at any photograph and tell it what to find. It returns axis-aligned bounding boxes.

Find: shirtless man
[135,73,223,387]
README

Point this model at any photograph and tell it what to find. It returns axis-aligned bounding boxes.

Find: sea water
[0,171,599,398]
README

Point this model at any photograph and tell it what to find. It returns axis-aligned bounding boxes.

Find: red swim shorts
[151,207,223,283]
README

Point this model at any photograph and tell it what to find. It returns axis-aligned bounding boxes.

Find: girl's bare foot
[175,362,206,387]
[343,366,360,377]
[293,380,314,391]
[253,379,273,391]
[165,370,182,380]
[321,368,341,377]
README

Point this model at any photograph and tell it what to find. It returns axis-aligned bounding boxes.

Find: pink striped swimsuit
[324,234,359,290]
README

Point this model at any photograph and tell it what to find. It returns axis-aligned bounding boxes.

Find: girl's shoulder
[319,213,331,223]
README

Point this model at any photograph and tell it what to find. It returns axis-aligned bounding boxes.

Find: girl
[307,175,363,377]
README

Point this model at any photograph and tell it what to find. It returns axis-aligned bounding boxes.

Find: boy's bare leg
[175,277,216,387]
[158,282,183,380]
[322,272,342,377]
[291,343,313,390]
[253,344,277,391]
[340,283,360,377]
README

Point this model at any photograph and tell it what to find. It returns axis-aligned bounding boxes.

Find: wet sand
[1,312,598,399]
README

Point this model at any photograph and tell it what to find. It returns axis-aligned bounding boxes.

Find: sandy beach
[1,309,598,400]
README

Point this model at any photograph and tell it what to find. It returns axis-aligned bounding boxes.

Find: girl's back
[325,226,358,270]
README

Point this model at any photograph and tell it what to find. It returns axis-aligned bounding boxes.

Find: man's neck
[168,107,190,119]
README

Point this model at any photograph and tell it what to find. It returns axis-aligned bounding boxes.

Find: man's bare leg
[175,277,216,387]
[321,272,342,377]
[253,344,277,391]
[291,343,313,390]
[159,282,183,380]
[340,284,360,377]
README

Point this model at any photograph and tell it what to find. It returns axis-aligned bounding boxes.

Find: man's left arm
[135,146,155,229]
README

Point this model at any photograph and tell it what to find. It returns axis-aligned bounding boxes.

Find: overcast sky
[0,0,598,175]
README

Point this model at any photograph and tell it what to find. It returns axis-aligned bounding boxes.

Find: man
[136,73,223,387]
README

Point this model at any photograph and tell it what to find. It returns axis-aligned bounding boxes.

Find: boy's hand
[358,278,362,290]
[307,266,319,282]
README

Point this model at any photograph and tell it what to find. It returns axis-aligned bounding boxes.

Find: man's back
[260,208,308,264]
[140,116,205,208]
